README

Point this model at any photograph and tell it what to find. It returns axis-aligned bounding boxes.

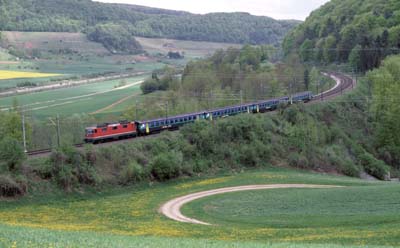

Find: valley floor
[0,168,399,247]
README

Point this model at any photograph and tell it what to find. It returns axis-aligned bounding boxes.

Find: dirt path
[160,184,342,225]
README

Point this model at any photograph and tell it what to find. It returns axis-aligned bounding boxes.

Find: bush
[121,161,145,184]
[151,152,182,181]
[288,152,309,168]
[339,160,361,177]
[31,158,53,180]
[326,146,361,177]
[0,175,25,197]
[0,137,26,172]
[49,146,99,190]
[359,153,390,180]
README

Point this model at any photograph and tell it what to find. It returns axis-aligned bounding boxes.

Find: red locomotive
[84,120,137,143]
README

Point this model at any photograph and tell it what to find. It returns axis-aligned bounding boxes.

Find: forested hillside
[0,0,299,50]
[283,0,400,72]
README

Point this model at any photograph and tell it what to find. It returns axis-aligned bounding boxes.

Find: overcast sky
[96,0,330,20]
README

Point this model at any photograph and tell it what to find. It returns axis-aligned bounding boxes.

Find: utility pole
[135,100,139,120]
[21,112,27,153]
[320,80,324,101]
[240,90,243,108]
[290,78,295,105]
[165,101,168,121]
[56,114,61,148]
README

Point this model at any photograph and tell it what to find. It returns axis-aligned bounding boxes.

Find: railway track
[312,72,355,102]
[27,72,356,158]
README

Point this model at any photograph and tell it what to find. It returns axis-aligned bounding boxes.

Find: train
[84,91,313,143]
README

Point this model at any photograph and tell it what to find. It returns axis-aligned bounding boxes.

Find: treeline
[0,0,299,48]
[86,24,143,54]
[369,55,400,169]
[138,45,327,116]
[283,0,400,72]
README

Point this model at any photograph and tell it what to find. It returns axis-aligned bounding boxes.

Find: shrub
[30,158,53,180]
[0,175,25,197]
[339,160,361,177]
[121,161,145,184]
[359,153,390,180]
[192,159,212,173]
[151,152,183,181]
[49,147,99,190]
[288,152,309,168]
[0,137,26,172]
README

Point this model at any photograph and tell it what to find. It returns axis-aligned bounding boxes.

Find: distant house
[167,51,183,59]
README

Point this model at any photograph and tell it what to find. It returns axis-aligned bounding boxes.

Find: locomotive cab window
[123,124,128,128]
[86,129,94,134]
[112,126,118,130]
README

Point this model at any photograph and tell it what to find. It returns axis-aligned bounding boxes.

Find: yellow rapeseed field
[0,70,61,80]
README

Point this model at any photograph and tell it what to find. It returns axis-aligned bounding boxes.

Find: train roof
[137,95,293,124]
[86,120,135,129]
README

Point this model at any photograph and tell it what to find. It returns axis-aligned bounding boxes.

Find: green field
[0,75,147,118]
[183,185,400,228]
[0,168,398,247]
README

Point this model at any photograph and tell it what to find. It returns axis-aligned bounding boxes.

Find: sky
[95,0,330,20]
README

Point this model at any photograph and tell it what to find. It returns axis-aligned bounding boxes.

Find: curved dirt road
[160,184,343,225]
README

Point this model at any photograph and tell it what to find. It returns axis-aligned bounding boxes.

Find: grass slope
[0,224,393,248]
[0,75,146,117]
[2,31,109,56]
[0,168,398,247]
[182,184,400,228]
[136,36,242,58]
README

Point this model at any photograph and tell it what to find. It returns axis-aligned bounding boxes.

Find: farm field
[0,75,147,118]
[0,167,398,247]
[2,31,109,56]
[0,32,168,90]
[135,36,242,58]
[0,70,61,80]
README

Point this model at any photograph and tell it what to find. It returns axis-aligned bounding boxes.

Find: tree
[299,39,314,62]
[87,23,142,54]
[304,69,310,90]
[310,67,320,93]
[349,45,362,72]
[0,137,25,171]
[369,55,400,167]
[323,35,337,63]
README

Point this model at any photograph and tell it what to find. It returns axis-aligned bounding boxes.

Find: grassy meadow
[0,168,398,247]
[0,75,147,118]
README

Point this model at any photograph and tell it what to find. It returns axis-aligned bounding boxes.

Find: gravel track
[160,184,343,225]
